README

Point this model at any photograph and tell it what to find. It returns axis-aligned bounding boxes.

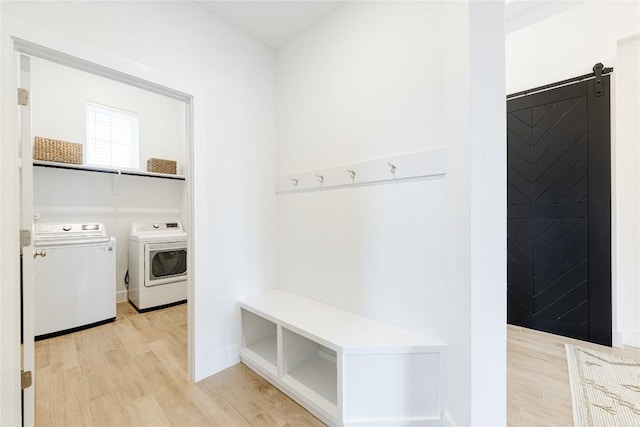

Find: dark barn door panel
[507,76,612,346]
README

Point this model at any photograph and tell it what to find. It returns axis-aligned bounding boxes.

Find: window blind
[86,103,139,169]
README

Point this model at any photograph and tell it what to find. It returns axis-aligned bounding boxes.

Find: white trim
[184,82,196,382]
[0,36,25,427]
[614,33,640,355]
[618,33,640,45]
[564,344,581,427]
[205,345,241,375]
[116,290,128,304]
[344,417,442,427]
[612,330,624,348]
[12,38,191,102]
[19,53,36,427]
[610,66,620,350]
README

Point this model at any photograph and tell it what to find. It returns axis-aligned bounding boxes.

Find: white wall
[506,0,640,347]
[616,35,640,347]
[1,1,277,401]
[506,1,639,94]
[276,2,505,425]
[31,57,186,174]
[276,1,445,309]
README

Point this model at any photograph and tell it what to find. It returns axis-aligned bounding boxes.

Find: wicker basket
[33,137,83,165]
[147,158,177,175]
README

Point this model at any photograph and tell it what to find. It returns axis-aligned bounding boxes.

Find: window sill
[33,160,186,181]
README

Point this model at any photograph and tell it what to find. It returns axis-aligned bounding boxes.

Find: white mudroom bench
[239,290,447,427]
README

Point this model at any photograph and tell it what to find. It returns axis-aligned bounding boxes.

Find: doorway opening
[15,38,195,426]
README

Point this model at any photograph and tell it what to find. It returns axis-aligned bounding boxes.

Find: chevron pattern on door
[507,77,611,346]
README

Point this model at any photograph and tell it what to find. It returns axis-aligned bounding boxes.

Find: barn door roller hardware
[593,63,605,97]
[507,63,613,99]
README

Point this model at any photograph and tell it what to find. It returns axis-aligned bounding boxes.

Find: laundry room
[22,53,193,422]
[30,56,188,307]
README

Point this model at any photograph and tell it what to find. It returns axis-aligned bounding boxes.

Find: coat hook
[388,162,396,174]
[347,169,356,179]
[316,174,324,183]
[290,177,299,186]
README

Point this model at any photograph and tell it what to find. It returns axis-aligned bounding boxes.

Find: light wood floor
[508,324,640,426]
[35,302,323,426]
[36,304,640,426]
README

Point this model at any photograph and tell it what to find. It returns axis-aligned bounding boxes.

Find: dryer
[128,221,187,312]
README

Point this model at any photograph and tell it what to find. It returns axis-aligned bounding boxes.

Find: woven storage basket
[33,137,83,164]
[147,158,177,175]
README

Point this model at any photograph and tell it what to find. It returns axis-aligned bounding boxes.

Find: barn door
[507,73,611,346]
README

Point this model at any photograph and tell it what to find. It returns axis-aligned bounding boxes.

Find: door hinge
[21,370,32,390]
[19,229,32,254]
[593,63,604,97]
[17,88,29,106]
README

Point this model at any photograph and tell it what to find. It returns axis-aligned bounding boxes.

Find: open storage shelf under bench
[239,290,447,427]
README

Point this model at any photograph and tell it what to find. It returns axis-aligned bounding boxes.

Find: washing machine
[128,221,187,312]
[33,223,116,340]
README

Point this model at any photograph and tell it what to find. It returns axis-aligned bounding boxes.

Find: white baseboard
[442,411,456,427]
[116,290,128,303]
[613,330,624,348]
[344,417,441,426]
[194,345,240,382]
[622,328,640,348]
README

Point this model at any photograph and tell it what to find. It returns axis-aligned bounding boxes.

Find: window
[86,103,139,169]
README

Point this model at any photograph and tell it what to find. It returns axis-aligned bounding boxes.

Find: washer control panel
[34,223,108,239]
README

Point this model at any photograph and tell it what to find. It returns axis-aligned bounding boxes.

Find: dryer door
[144,241,187,287]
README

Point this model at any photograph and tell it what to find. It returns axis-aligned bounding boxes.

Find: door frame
[1,37,196,425]
[19,52,35,427]
[0,34,25,427]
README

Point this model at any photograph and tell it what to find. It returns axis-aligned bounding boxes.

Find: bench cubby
[240,308,278,376]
